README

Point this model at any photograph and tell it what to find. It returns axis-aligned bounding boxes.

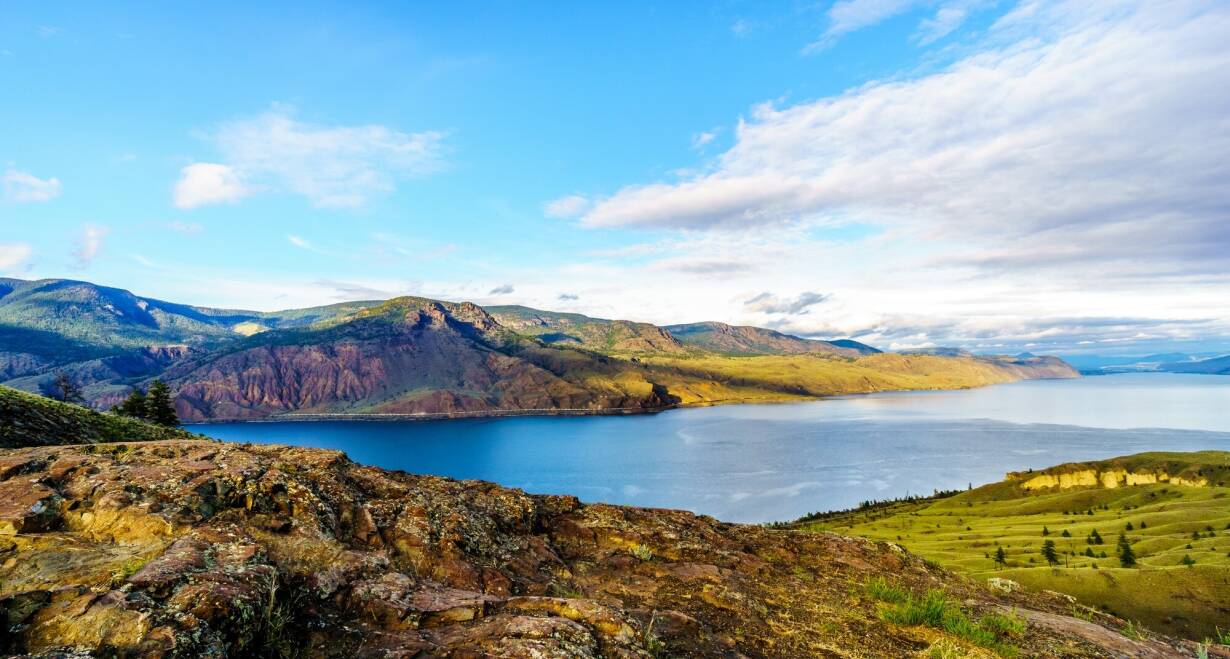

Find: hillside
[664,321,879,356]
[0,422,1211,656]
[794,451,1230,641]
[0,385,195,448]
[0,277,1079,422]
[487,305,687,355]
[1161,354,1230,375]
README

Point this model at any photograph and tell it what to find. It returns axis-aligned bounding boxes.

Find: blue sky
[3,1,1229,356]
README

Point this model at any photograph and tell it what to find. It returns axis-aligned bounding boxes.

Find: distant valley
[0,277,1078,422]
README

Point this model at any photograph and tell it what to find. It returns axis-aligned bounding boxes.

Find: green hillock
[0,385,196,448]
[793,451,1230,641]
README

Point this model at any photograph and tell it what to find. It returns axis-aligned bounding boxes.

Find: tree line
[42,371,179,427]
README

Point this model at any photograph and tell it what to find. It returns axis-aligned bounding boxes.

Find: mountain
[486,305,685,355]
[163,297,682,421]
[0,391,1203,657]
[0,277,1078,421]
[796,451,1230,641]
[664,321,878,356]
[1159,354,1230,374]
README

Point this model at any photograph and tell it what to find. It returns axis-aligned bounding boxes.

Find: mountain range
[0,277,1078,421]
[1062,351,1230,375]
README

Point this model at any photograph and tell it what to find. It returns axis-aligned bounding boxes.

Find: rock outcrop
[0,439,1204,658]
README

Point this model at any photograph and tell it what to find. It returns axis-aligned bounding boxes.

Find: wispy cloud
[72,225,108,268]
[0,243,32,273]
[543,194,591,219]
[3,169,61,203]
[167,220,204,234]
[691,130,718,150]
[488,284,515,295]
[182,107,445,209]
[744,291,831,315]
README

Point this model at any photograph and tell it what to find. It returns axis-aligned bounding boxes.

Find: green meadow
[796,452,1230,641]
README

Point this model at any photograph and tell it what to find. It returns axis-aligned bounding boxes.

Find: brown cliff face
[164,299,676,421]
[0,439,1203,658]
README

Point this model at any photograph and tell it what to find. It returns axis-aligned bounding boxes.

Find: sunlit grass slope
[796,451,1230,641]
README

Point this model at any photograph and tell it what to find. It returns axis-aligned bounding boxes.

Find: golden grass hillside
[794,451,1230,642]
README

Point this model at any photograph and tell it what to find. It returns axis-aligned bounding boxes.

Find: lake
[197,373,1230,523]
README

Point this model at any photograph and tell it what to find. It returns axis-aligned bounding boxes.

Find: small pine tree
[1125,522,1134,531]
[1061,529,1071,538]
[1180,554,1195,567]
[1042,526,1050,536]
[994,546,1007,568]
[1139,521,1146,529]
[1117,532,1136,568]
[1084,547,1095,557]
[1041,539,1060,566]
[1091,529,1103,544]
[113,389,149,419]
[144,380,179,427]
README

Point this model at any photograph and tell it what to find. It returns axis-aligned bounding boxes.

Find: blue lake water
[196,373,1230,523]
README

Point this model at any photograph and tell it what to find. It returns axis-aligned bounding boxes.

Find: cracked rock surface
[0,440,1205,658]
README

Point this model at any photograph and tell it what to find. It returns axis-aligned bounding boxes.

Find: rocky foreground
[0,439,1209,658]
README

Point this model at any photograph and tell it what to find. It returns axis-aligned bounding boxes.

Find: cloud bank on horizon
[3,0,1229,356]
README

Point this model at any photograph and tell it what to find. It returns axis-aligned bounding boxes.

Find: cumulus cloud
[744,291,832,315]
[489,284,515,295]
[0,243,32,273]
[543,194,591,219]
[576,2,1230,279]
[173,163,251,209]
[72,225,108,268]
[3,169,61,202]
[204,108,445,209]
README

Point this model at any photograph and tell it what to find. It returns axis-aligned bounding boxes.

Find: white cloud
[577,1,1230,279]
[488,284,515,295]
[287,235,314,250]
[72,225,108,268]
[173,163,251,209]
[3,169,61,202]
[916,1,990,44]
[200,108,445,209]
[543,194,591,219]
[0,243,32,273]
[810,0,918,51]
[691,130,717,149]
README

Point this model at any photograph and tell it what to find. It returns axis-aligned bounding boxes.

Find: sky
[2,1,1229,356]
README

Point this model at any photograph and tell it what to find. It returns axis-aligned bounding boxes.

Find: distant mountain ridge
[0,277,1079,421]
[663,321,879,357]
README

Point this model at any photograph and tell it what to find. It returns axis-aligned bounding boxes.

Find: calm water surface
[197,373,1230,523]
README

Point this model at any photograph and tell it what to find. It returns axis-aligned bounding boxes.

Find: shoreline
[182,374,1089,425]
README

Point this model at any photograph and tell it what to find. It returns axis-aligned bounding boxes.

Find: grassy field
[795,452,1230,642]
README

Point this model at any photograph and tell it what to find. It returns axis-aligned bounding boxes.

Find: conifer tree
[1117,532,1136,567]
[994,546,1007,568]
[46,372,85,404]
[1041,539,1059,566]
[113,389,148,419]
[144,380,179,427]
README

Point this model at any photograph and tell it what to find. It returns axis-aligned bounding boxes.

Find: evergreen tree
[46,372,85,404]
[1041,539,1059,566]
[113,389,148,419]
[1181,554,1195,567]
[144,380,179,427]
[1090,529,1103,544]
[994,546,1007,568]
[1117,532,1136,567]
[1041,526,1050,536]
[1061,529,1071,538]
[1125,522,1133,531]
